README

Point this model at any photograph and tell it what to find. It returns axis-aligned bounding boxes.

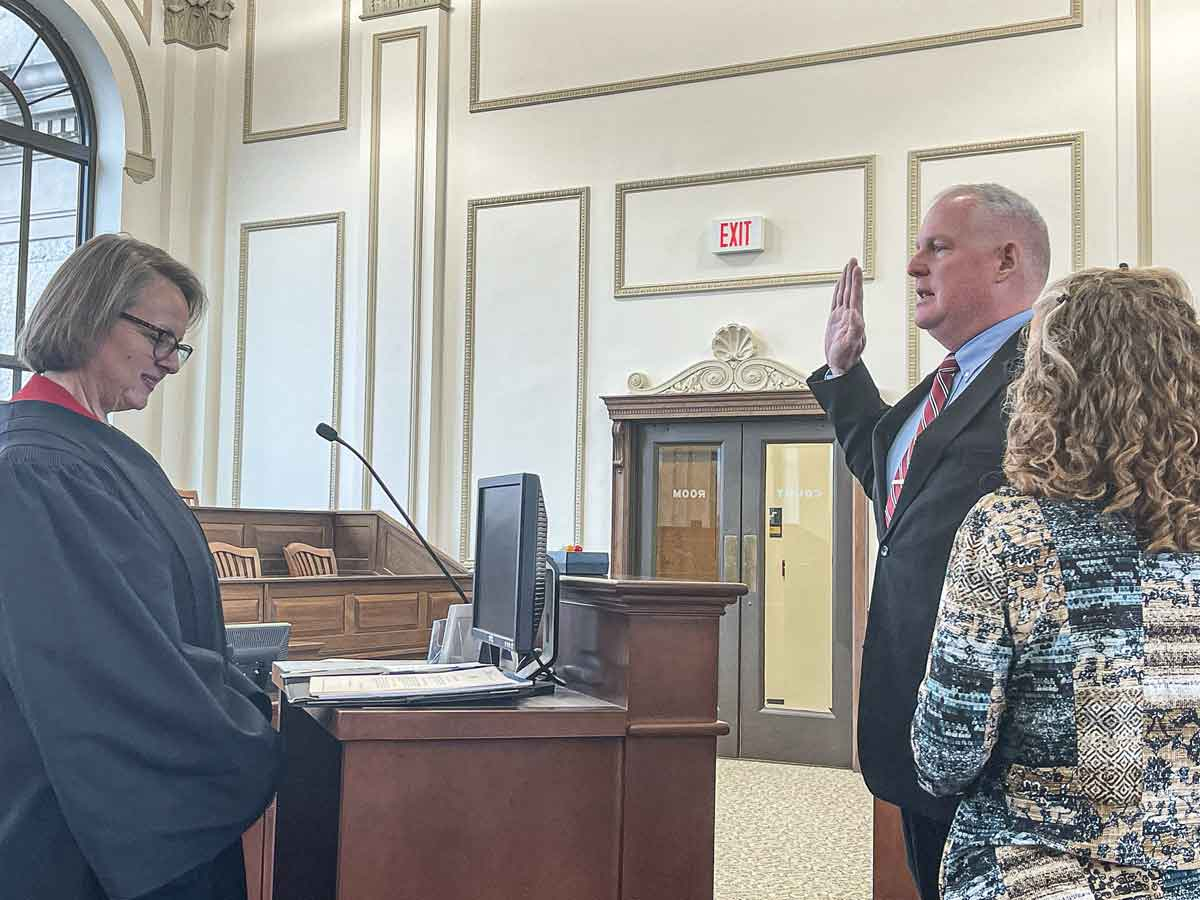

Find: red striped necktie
[884,352,959,527]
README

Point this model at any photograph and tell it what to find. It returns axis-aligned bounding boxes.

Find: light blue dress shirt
[825,308,1032,497]
[882,309,1031,492]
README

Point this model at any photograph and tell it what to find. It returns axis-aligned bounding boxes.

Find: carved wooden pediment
[626,323,808,394]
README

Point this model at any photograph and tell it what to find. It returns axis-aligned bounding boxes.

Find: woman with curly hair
[911,265,1200,899]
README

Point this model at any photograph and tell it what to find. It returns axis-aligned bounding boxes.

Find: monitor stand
[476,559,565,689]
[477,643,504,666]
[521,557,564,687]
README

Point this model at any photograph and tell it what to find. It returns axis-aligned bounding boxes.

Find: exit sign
[711,216,764,254]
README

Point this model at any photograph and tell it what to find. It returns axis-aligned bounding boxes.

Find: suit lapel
[881,328,1025,538]
[871,373,934,534]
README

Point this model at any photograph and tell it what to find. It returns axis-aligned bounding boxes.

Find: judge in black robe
[0,234,282,900]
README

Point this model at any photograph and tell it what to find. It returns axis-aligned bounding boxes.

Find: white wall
[440,0,1122,558]
[45,0,1198,560]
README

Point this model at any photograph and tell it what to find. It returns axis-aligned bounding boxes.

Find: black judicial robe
[0,400,282,900]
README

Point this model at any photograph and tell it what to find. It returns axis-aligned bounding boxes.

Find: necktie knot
[938,353,960,376]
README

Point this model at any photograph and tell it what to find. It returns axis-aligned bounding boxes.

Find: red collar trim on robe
[12,374,103,422]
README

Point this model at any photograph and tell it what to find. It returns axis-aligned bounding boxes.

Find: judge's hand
[824,258,866,375]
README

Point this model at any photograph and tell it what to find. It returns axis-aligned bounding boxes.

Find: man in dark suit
[807,184,1051,900]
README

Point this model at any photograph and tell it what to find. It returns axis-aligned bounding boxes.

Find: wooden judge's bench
[194,506,473,660]
[196,506,744,900]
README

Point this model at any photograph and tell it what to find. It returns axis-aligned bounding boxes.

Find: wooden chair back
[176,489,200,507]
[283,542,339,577]
[209,542,263,579]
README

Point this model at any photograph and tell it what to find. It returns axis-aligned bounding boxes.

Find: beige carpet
[715,759,873,900]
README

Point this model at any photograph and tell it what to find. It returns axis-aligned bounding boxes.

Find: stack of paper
[274,659,483,681]
[282,663,535,706]
[308,666,526,701]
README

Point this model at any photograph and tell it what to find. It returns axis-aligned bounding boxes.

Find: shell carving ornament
[627,324,806,395]
[711,323,756,362]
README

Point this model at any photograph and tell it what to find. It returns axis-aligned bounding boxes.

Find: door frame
[603,388,870,770]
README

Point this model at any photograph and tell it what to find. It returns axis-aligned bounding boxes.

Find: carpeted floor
[714,758,873,900]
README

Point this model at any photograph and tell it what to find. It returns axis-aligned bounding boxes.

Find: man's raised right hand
[823,257,866,376]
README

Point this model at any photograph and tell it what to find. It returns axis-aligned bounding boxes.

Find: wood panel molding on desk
[218,573,468,659]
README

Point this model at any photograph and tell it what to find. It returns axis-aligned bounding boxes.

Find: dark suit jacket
[807,328,1024,821]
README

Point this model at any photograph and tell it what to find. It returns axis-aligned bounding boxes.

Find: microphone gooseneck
[315,423,469,607]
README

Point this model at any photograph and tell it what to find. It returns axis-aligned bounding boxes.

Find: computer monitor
[470,473,548,660]
[226,622,291,690]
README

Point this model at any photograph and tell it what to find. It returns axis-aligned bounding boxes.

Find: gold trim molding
[124,0,152,42]
[460,188,590,559]
[906,131,1085,387]
[243,0,351,143]
[363,27,427,510]
[88,0,154,180]
[627,323,808,394]
[1136,0,1152,265]
[361,0,448,19]
[469,0,1083,113]
[615,156,876,298]
[234,213,346,509]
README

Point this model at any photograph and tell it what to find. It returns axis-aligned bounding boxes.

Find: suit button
[880,544,889,557]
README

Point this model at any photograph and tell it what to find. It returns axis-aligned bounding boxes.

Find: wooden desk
[266,575,745,900]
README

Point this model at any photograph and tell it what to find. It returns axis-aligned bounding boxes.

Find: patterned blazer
[912,488,1200,889]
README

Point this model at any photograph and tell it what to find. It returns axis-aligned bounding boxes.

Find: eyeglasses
[119,312,194,366]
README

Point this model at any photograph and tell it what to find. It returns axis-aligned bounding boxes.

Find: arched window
[0,0,96,399]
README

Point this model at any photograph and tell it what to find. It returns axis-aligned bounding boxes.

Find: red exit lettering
[719,219,753,248]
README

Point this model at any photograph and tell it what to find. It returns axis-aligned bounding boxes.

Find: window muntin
[0,2,95,394]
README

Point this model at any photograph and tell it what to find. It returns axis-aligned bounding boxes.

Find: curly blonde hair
[1004,266,1200,552]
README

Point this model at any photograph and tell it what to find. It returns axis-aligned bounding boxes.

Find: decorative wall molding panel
[165,0,235,51]
[125,0,152,41]
[615,156,876,298]
[234,213,346,508]
[243,0,350,143]
[627,323,808,395]
[361,0,448,20]
[88,0,154,180]
[460,188,590,558]
[470,0,1083,113]
[362,26,428,511]
[906,131,1085,386]
[1136,0,1152,265]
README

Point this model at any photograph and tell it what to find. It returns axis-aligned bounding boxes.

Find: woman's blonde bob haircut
[17,233,207,373]
[1005,265,1200,552]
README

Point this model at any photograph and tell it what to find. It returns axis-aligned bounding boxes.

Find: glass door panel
[653,445,721,581]
[763,443,834,714]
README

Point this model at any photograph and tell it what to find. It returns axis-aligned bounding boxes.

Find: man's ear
[995,241,1020,282]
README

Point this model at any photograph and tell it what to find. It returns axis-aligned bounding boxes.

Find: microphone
[315,422,469,607]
